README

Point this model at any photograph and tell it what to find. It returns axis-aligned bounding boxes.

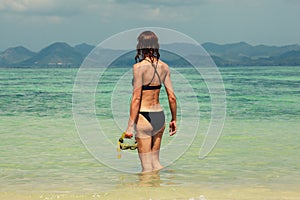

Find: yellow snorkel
[117,132,138,159]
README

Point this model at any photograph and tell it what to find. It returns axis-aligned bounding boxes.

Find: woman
[125,31,177,173]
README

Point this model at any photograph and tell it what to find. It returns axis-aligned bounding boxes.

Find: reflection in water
[138,168,182,187]
[116,169,180,189]
[138,171,162,187]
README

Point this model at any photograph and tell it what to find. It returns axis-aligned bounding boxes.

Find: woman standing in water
[125,31,177,173]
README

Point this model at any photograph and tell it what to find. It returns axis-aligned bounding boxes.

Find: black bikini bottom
[139,111,165,132]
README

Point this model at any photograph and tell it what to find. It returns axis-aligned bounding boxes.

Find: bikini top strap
[144,59,161,86]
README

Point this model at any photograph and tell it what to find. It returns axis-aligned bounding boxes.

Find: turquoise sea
[0,66,299,199]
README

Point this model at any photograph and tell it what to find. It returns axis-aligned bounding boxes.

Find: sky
[0,0,299,51]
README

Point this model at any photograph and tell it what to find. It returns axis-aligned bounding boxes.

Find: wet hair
[135,31,160,63]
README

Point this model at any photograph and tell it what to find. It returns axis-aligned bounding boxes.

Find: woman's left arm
[125,64,142,137]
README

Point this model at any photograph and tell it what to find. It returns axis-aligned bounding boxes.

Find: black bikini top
[142,84,161,90]
[142,59,162,90]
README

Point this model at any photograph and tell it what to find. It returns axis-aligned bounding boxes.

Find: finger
[125,133,133,138]
[170,130,176,136]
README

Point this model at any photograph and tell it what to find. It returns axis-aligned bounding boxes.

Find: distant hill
[0,46,36,66]
[261,50,300,66]
[202,42,300,66]
[203,42,300,57]
[110,49,192,68]
[1,41,300,67]
[19,42,85,67]
[0,42,95,68]
[74,43,95,57]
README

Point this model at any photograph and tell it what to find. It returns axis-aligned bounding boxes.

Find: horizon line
[1,41,300,52]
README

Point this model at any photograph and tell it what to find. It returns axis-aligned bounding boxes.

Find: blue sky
[0,0,299,51]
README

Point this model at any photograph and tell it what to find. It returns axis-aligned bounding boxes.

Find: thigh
[152,125,165,151]
[136,114,152,153]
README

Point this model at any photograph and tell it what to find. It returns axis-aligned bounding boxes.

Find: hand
[124,132,133,138]
[169,120,176,136]
[125,125,134,138]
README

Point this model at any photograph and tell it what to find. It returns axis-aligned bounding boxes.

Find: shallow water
[0,66,299,199]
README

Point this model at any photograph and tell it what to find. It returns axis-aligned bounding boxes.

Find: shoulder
[133,63,139,69]
[132,62,145,75]
[159,59,168,67]
[133,60,147,68]
[133,62,142,70]
[159,60,170,72]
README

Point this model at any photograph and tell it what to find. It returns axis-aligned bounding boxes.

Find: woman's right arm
[164,66,177,136]
[125,63,143,137]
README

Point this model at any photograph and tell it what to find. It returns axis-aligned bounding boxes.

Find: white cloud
[1,0,300,50]
[88,0,195,23]
[0,0,198,24]
[0,0,86,24]
[0,0,58,13]
[0,0,84,17]
[113,0,204,7]
[0,0,276,25]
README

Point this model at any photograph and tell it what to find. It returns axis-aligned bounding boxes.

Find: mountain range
[1,42,300,67]
[202,42,300,66]
[0,42,95,67]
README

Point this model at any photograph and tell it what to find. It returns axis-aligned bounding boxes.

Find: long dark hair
[135,31,160,63]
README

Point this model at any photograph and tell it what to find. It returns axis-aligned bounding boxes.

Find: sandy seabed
[1,186,299,200]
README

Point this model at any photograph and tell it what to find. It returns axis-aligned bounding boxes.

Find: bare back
[132,59,173,112]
